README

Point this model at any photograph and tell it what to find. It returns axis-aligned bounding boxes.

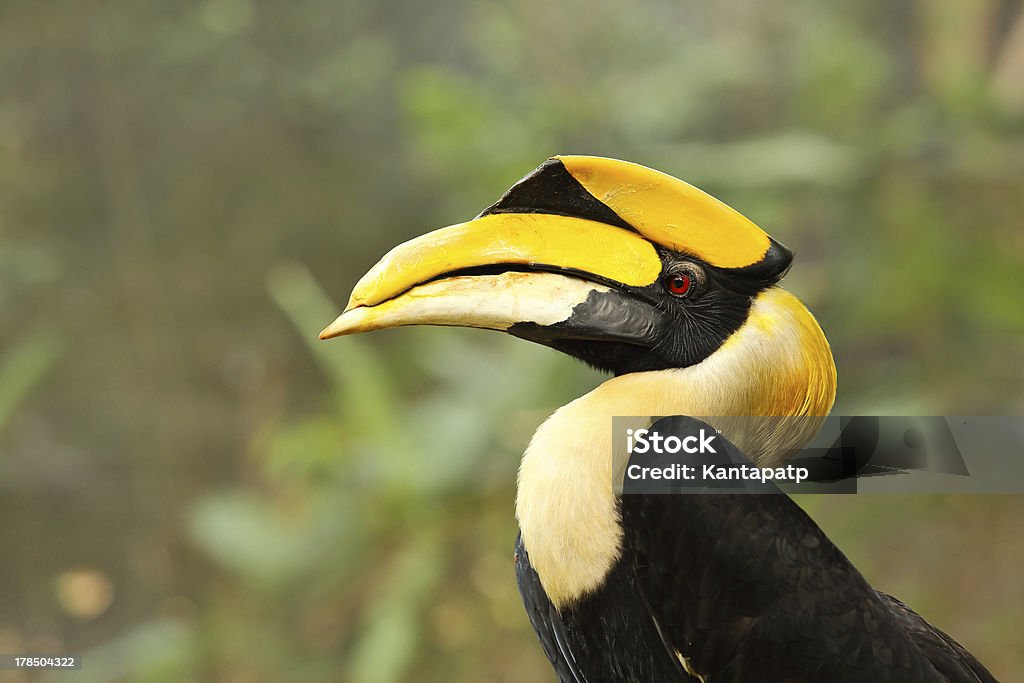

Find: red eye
[667,273,691,297]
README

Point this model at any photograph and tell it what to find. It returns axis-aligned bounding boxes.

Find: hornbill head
[320,156,800,377]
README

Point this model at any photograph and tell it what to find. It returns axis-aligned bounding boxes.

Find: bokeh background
[1,1,1023,681]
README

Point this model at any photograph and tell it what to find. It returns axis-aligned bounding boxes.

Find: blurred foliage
[0,0,1022,681]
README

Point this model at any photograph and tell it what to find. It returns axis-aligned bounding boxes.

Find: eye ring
[662,262,705,300]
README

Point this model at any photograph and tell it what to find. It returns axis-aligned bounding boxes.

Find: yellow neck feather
[515,287,837,608]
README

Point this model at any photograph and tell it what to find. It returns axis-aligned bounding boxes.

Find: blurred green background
[1,1,1023,681]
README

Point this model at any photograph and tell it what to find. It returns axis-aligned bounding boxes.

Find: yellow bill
[320,212,662,339]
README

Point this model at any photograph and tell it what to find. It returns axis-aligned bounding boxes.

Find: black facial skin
[508,248,785,376]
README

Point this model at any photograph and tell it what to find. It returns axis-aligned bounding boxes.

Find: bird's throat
[515,287,836,609]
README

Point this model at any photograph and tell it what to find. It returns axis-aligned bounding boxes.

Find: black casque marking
[479,158,794,285]
[728,236,794,287]
[478,158,637,232]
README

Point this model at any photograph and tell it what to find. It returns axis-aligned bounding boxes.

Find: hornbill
[320,156,996,682]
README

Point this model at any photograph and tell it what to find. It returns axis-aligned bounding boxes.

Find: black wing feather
[623,492,997,682]
[515,533,587,683]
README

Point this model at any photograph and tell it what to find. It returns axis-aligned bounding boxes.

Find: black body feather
[515,493,997,682]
